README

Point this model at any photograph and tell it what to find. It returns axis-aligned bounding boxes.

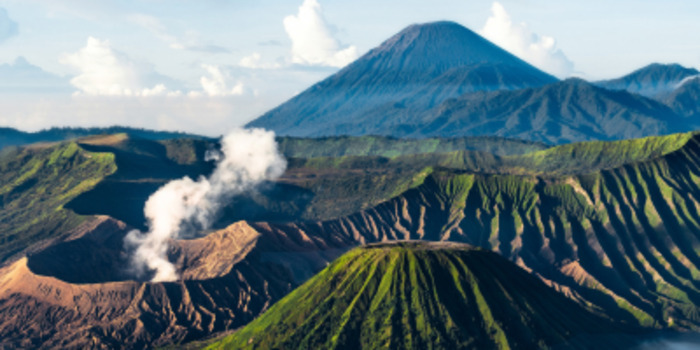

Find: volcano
[247,21,557,137]
[211,242,648,349]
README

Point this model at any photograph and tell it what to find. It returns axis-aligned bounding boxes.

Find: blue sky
[1,0,699,135]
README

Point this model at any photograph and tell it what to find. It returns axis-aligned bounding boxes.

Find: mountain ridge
[331,78,688,144]
[597,63,699,98]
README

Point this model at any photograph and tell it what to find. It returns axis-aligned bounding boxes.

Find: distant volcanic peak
[246,20,557,137]
[361,20,555,77]
[374,20,482,53]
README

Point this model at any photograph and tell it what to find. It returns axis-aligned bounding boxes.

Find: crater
[26,218,134,283]
[26,217,261,284]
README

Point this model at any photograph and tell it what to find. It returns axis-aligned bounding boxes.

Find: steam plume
[125,128,286,282]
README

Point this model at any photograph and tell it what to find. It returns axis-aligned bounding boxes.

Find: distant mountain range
[248,21,700,144]
[331,78,686,144]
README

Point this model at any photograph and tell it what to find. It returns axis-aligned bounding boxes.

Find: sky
[1,0,699,135]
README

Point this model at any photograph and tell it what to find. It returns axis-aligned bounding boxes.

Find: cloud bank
[284,0,358,68]
[59,37,176,96]
[0,7,18,44]
[239,53,282,70]
[60,37,249,98]
[191,64,245,97]
[481,2,574,78]
[0,94,275,136]
[124,128,287,282]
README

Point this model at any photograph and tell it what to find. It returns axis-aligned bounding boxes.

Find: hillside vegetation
[1,132,694,264]
[277,135,547,158]
[212,242,644,349]
[3,131,700,346]
[0,142,116,262]
[266,133,700,329]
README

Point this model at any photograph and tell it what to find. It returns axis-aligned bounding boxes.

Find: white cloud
[0,61,334,135]
[284,0,358,68]
[239,53,282,70]
[190,64,245,97]
[0,7,18,44]
[59,37,178,96]
[0,94,270,136]
[480,2,574,78]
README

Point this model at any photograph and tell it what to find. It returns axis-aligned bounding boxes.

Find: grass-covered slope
[64,134,548,226]
[66,135,215,230]
[0,134,213,263]
[276,133,695,220]
[510,132,695,174]
[277,135,548,158]
[272,132,700,329]
[0,142,116,262]
[4,132,695,261]
[210,242,644,350]
[4,131,700,345]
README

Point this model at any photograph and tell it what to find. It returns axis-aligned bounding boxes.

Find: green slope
[4,131,700,345]
[291,132,694,176]
[277,135,548,158]
[3,131,695,261]
[63,131,698,225]
[0,141,116,262]
[0,134,213,262]
[63,134,547,226]
[278,132,700,329]
[275,132,695,220]
[210,242,645,350]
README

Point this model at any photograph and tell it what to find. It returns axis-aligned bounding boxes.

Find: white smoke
[124,128,287,282]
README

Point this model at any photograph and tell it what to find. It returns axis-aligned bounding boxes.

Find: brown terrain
[5,136,700,347]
